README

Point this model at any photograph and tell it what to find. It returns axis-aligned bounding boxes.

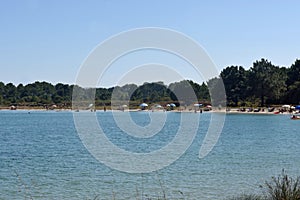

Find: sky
[0,0,300,87]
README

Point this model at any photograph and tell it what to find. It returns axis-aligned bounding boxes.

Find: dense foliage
[0,80,210,108]
[1,58,299,108]
[218,58,300,106]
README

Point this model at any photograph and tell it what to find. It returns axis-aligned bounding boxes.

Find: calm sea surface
[1,110,300,199]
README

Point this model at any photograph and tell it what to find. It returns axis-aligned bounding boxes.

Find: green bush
[229,170,300,200]
[264,170,300,200]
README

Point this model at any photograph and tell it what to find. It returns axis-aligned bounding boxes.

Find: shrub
[264,169,300,200]
[228,170,300,200]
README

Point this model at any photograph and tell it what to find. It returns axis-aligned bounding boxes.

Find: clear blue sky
[1,0,299,87]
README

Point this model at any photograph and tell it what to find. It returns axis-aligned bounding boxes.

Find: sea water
[1,110,300,199]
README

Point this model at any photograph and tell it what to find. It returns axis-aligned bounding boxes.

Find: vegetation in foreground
[228,170,300,200]
[91,170,300,200]
[16,169,300,200]
[124,170,300,200]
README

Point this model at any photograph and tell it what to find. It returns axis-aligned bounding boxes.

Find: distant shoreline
[0,106,295,115]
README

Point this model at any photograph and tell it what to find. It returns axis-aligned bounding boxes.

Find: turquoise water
[1,111,300,199]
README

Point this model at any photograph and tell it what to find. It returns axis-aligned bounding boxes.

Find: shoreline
[0,107,294,115]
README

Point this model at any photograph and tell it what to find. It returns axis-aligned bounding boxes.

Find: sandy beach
[0,106,295,115]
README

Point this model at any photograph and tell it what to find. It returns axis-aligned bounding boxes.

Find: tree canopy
[1,58,300,108]
[0,80,210,108]
[220,58,298,106]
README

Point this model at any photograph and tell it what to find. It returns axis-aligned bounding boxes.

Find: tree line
[0,80,210,108]
[219,58,300,107]
[0,58,299,108]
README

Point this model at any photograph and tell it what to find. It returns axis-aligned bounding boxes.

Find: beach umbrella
[170,103,176,107]
[206,105,212,108]
[122,105,128,108]
[194,103,203,107]
[88,103,93,108]
[155,104,162,108]
[282,105,290,108]
[295,105,300,110]
[166,104,171,107]
[139,103,148,107]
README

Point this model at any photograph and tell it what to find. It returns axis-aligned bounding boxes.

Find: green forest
[1,58,300,108]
